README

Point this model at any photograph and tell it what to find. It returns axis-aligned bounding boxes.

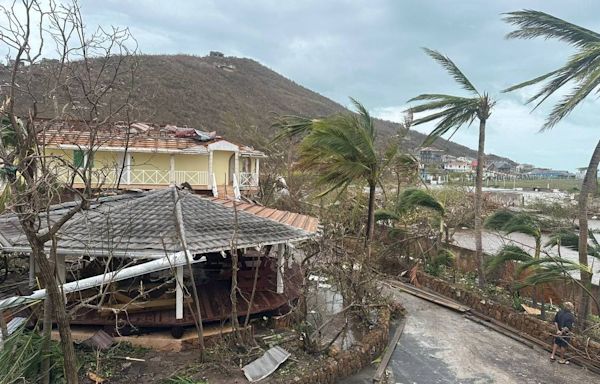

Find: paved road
[341,290,598,384]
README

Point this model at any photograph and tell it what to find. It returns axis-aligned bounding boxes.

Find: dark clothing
[554,309,574,331]
[553,309,574,348]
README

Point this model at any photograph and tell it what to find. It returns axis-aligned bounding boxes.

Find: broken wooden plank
[373,317,406,383]
[521,304,541,316]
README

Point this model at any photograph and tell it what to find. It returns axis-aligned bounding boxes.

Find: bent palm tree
[503,10,600,322]
[408,48,495,287]
[274,98,397,250]
[485,211,542,260]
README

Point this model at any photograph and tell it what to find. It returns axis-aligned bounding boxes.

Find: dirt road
[341,290,598,384]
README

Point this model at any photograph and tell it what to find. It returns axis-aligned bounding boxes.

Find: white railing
[239,172,259,188]
[130,169,170,185]
[174,170,209,186]
[58,168,210,187]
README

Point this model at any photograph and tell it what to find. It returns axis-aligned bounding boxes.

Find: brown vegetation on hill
[0,54,512,162]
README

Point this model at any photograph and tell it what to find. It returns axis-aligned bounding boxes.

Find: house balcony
[57,168,259,193]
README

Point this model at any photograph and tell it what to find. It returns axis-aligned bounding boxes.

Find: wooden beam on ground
[385,280,469,313]
[373,317,406,383]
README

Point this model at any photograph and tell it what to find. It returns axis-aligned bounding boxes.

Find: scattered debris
[521,304,541,316]
[0,316,26,343]
[242,346,291,382]
[86,371,106,383]
[82,329,114,350]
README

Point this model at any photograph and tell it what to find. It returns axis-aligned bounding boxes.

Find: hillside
[1,54,512,162]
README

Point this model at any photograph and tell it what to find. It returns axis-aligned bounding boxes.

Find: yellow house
[40,121,266,196]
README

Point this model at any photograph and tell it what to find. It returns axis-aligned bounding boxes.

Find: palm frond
[502,69,561,93]
[503,10,600,130]
[503,10,600,47]
[545,230,579,249]
[517,256,590,275]
[271,115,318,141]
[375,209,400,222]
[484,210,515,230]
[397,188,444,215]
[423,48,479,94]
[502,214,541,239]
[486,244,532,275]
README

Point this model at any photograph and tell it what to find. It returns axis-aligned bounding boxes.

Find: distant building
[487,161,513,174]
[443,159,472,173]
[516,163,534,173]
[209,51,224,57]
[527,168,575,179]
[418,147,444,165]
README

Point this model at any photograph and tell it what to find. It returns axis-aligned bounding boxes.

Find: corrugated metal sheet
[242,346,291,382]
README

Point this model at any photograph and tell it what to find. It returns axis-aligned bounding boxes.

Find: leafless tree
[0,1,137,382]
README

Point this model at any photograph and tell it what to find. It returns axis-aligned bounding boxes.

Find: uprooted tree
[0,0,137,382]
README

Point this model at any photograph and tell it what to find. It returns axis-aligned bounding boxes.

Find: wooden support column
[255,158,260,185]
[234,151,240,183]
[276,244,285,294]
[208,150,214,187]
[169,154,176,184]
[176,265,184,320]
[57,253,66,284]
[125,153,132,184]
[28,253,35,288]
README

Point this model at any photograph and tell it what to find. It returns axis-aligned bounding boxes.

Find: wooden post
[234,151,239,185]
[28,253,35,288]
[169,154,175,184]
[276,244,285,294]
[56,253,66,284]
[125,153,132,184]
[208,150,214,188]
[255,158,260,186]
[176,265,184,320]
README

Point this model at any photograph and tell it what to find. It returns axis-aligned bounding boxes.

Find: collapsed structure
[0,187,318,336]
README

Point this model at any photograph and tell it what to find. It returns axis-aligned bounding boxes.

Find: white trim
[276,244,285,294]
[207,140,239,152]
[175,265,184,319]
[48,144,210,155]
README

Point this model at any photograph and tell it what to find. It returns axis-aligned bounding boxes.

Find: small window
[73,149,84,168]
[73,149,93,168]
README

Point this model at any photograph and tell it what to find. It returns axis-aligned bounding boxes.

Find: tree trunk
[31,240,79,384]
[577,138,600,327]
[365,181,377,257]
[474,119,487,287]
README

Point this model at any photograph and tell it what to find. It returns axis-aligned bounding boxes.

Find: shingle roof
[0,188,315,258]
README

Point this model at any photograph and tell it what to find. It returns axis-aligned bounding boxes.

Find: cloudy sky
[62,1,600,169]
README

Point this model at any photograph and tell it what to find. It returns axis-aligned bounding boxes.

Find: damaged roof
[0,188,316,258]
[37,119,266,157]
